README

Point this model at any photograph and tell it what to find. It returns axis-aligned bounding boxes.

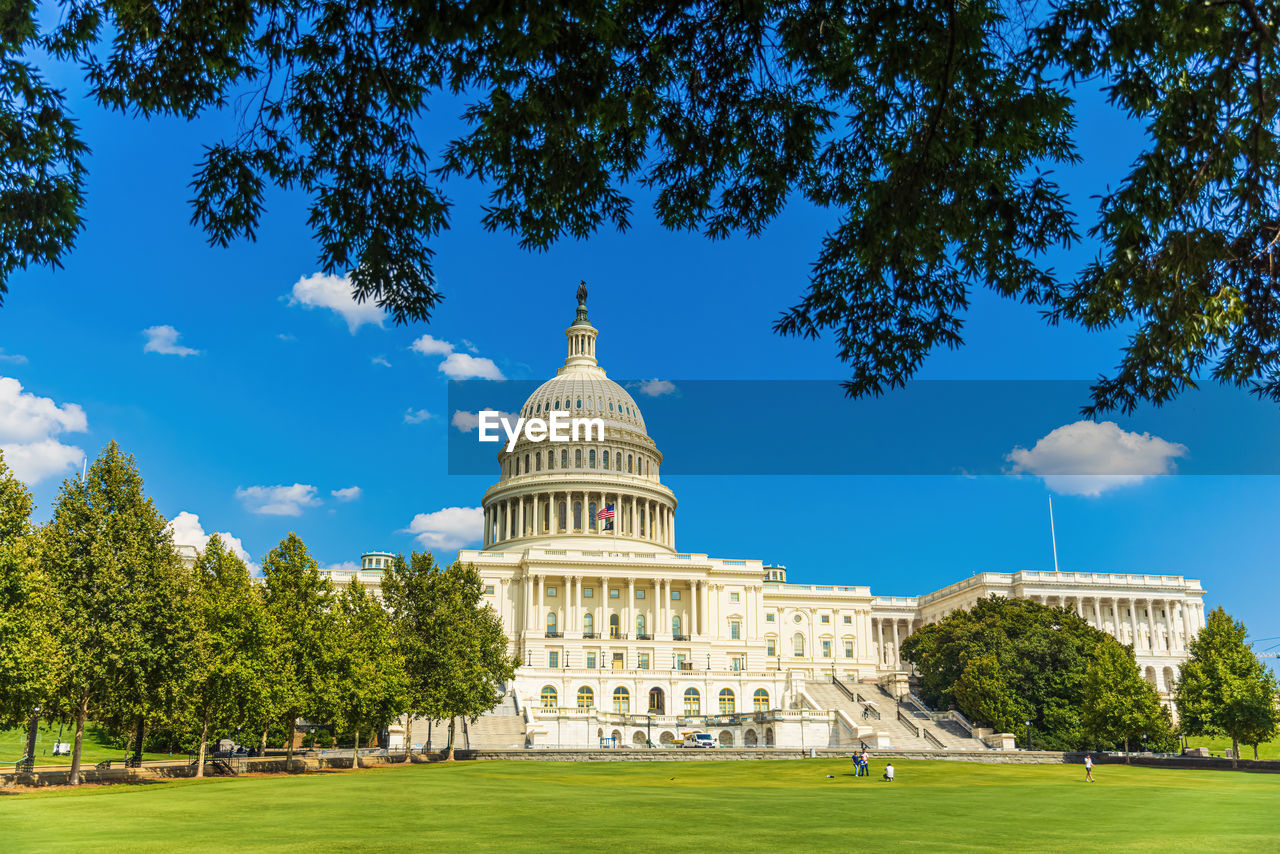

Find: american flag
[596,503,615,520]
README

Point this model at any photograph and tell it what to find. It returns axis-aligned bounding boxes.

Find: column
[891,618,900,668]
[601,576,611,637]
[499,577,511,633]
[876,618,885,667]
[574,575,583,636]
[627,578,636,637]
[1091,598,1101,628]
[523,573,533,634]
[1128,599,1140,650]
[1180,600,1193,651]
[612,492,620,539]
[1146,600,1158,653]
[535,575,544,633]
[658,578,667,637]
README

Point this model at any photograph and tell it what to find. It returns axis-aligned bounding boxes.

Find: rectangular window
[822,641,832,658]
[636,589,645,599]
[820,615,830,623]
[584,588,594,598]
[766,613,775,622]
[671,590,681,600]
[767,639,776,656]
[484,585,495,595]
[549,651,559,668]
[729,591,739,603]
[547,586,557,597]
[844,641,854,659]
[730,620,741,640]
[676,654,687,670]
[638,653,650,670]
[610,589,620,599]
[843,615,852,624]
[586,652,597,669]
[731,656,743,672]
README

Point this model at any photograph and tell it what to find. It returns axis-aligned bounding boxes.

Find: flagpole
[1049,495,1060,573]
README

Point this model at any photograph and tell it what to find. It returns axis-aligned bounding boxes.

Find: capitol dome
[480,285,676,553]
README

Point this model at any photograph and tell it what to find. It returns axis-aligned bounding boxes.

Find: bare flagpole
[1049,495,1060,573]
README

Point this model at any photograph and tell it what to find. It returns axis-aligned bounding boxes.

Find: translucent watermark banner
[447,380,1280,477]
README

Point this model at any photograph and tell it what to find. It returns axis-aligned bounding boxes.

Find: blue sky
[1,63,1277,645]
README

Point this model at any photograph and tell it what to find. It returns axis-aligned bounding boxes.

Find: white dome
[519,370,647,434]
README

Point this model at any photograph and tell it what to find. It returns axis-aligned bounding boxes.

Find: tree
[259,532,336,770]
[1081,641,1175,759]
[1177,607,1280,767]
[903,596,1126,750]
[380,551,439,757]
[326,580,408,768]
[187,534,273,777]
[40,441,193,785]
[0,451,57,757]
[5,3,1278,412]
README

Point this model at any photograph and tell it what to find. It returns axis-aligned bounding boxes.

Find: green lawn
[1184,735,1280,760]
[3,758,1278,852]
[0,723,179,767]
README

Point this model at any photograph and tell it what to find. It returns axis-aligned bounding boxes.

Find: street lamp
[1025,720,1033,751]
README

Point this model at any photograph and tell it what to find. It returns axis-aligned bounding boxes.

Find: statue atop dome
[576,280,588,307]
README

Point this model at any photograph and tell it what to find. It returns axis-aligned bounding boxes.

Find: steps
[413,694,527,750]
[805,681,988,751]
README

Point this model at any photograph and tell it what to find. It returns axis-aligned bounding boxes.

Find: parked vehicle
[681,732,715,749]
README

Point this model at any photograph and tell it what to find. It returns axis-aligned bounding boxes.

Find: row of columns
[1029,594,1204,654]
[484,491,674,548]
[872,616,920,669]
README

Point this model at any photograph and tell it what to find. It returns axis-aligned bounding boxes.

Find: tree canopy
[902,595,1173,751]
[3,1,1278,412]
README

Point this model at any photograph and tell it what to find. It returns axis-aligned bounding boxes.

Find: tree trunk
[404,714,413,762]
[24,710,41,761]
[1253,744,1259,760]
[285,713,295,771]
[1123,736,1130,763]
[69,693,89,787]
[1231,736,1239,769]
[134,716,145,764]
[444,717,456,761]
[195,708,211,779]
[353,728,361,769]
[260,724,268,755]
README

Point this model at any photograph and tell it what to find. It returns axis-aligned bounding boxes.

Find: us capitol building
[327,292,1208,751]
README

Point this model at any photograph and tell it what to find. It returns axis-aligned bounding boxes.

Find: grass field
[0,723,179,767]
[3,758,1278,853]
[1184,735,1280,760]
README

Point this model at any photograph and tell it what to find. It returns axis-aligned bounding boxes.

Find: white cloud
[371,356,391,367]
[0,377,87,483]
[440,352,505,380]
[410,334,506,380]
[142,325,200,356]
[235,483,322,516]
[331,486,362,502]
[1006,420,1188,497]
[409,334,455,356]
[288,272,386,333]
[461,339,479,353]
[637,378,677,397]
[0,349,27,364]
[167,511,257,570]
[451,409,518,433]
[277,333,296,342]
[322,560,360,574]
[404,408,433,424]
[401,506,483,551]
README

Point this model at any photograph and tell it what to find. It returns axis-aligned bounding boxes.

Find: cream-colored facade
[324,293,1207,749]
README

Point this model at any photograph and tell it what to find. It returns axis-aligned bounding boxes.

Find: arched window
[589,449,596,468]
[535,452,542,471]
[576,398,582,409]
[609,613,621,638]
[719,689,735,715]
[583,613,594,635]
[575,448,583,467]
[577,686,594,709]
[683,688,701,716]
[627,454,633,473]
[524,453,529,473]
[613,686,630,714]
[616,453,622,471]
[793,633,805,657]
[573,501,582,531]
[561,449,569,468]
[603,450,610,468]
[547,613,557,634]
[543,503,550,532]
[554,400,560,410]
[541,685,557,708]
[588,502,597,531]
[636,614,646,636]
[672,615,682,636]
[557,501,567,532]
[548,450,555,469]
[753,689,770,712]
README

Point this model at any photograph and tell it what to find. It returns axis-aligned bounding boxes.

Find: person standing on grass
[1084,754,1095,782]
[860,748,870,776]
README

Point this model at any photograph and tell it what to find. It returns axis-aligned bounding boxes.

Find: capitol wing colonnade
[314,288,1208,749]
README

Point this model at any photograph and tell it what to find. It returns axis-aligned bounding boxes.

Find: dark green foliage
[902,595,1163,750]
[3,3,1278,411]
[326,579,408,762]
[1081,640,1176,753]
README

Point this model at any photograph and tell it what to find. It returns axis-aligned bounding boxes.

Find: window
[603,450,610,468]
[613,687,630,714]
[729,591,739,603]
[843,615,852,624]
[547,613,557,633]
[577,686,594,709]
[767,639,776,656]
[524,453,530,473]
[672,615,682,635]
[586,652,597,669]
[588,502,597,531]
[541,685,557,708]
[822,640,832,658]
[766,613,775,622]
[584,588,594,598]
[549,450,555,469]
[573,502,582,529]
[609,614,621,638]
[671,590,681,600]
[536,452,542,471]
[484,585,495,595]
[583,613,594,634]
[638,653,650,670]
[730,620,741,640]
[820,615,830,624]
[548,651,559,668]
[610,588,620,599]
[719,689,735,714]
[561,449,568,468]
[731,656,743,672]
[793,633,805,657]
[753,689,770,712]
[676,653,687,670]
[683,688,701,716]
[575,448,583,468]
[589,449,596,468]
[616,453,622,471]
[636,615,646,636]
[628,454,633,472]
[844,640,854,659]
[547,586,557,597]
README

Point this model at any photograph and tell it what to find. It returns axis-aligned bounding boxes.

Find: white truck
[681,732,715,749]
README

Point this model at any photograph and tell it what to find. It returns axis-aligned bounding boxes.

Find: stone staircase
[805,681,988,751]
[411,694,528,750]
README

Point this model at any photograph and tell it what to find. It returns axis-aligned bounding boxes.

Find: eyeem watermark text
[477,410,605,452]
